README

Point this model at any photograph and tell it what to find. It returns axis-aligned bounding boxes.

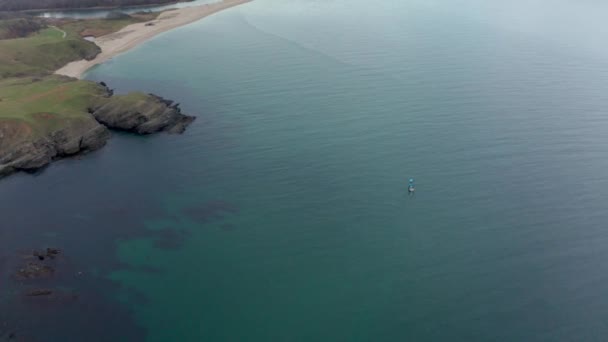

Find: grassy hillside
[0,11,158,77]
[0,76,106,138]
[0,15,120,150]
[0,9,190,177]
[0,27,100,77]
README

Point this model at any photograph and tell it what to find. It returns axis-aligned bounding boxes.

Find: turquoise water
[4,0,608,340]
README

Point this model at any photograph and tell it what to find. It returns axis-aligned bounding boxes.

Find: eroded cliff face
[90,92,196,134]
[0,116,110,177]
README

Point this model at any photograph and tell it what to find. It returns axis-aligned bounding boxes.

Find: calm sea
[3,0,608,340]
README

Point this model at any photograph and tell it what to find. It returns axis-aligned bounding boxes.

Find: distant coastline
[55,0,251,79]
[22,0,189,14]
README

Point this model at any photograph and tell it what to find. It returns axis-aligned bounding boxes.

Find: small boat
[408,178,415,193]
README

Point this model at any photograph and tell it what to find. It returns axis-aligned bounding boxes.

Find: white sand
[55,0,251,78]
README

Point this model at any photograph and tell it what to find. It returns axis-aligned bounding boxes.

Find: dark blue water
[4,0,608,340]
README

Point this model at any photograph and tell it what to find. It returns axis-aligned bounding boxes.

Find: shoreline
[55,0,251,79]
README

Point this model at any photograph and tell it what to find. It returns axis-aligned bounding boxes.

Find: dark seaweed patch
[152,228,188,250]
[182,200,238,224]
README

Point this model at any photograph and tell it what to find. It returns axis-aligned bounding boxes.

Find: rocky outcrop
[25,289,54,296]
[0,81,195,180]
[90,92,196,134]
[0,118,110,178]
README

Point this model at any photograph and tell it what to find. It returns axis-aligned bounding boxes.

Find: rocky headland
[90,84,195,134]
[0,0,254,180]
[0,79,195,178]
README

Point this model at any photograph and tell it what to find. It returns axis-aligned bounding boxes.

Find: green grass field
[0,27,100,77]
[0,11,159,78]
[0,12,160,151]
[0,76,106,137]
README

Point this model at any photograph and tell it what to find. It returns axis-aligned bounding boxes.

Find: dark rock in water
[24,289,53,297]
[96,81,113,96]
[90,92,196,135]
[15,263,54,280]
[46,248,60,258]
[21,289,79,305]
[32,248,59,261]
[30,248,60,262]
[183,200,239,224]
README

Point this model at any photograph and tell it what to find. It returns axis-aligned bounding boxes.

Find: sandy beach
[55,0,251,78]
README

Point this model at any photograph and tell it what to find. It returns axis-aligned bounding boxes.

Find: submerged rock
[13,247,62,280]
[15,263,54,280]
[22,289,80,305]
[32,248,61,261]
[45,248,60,258]
[24,289,53,297]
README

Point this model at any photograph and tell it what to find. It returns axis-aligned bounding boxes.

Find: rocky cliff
[0,79,195,179]
[0,116,110,177]
[90,91,195,134]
